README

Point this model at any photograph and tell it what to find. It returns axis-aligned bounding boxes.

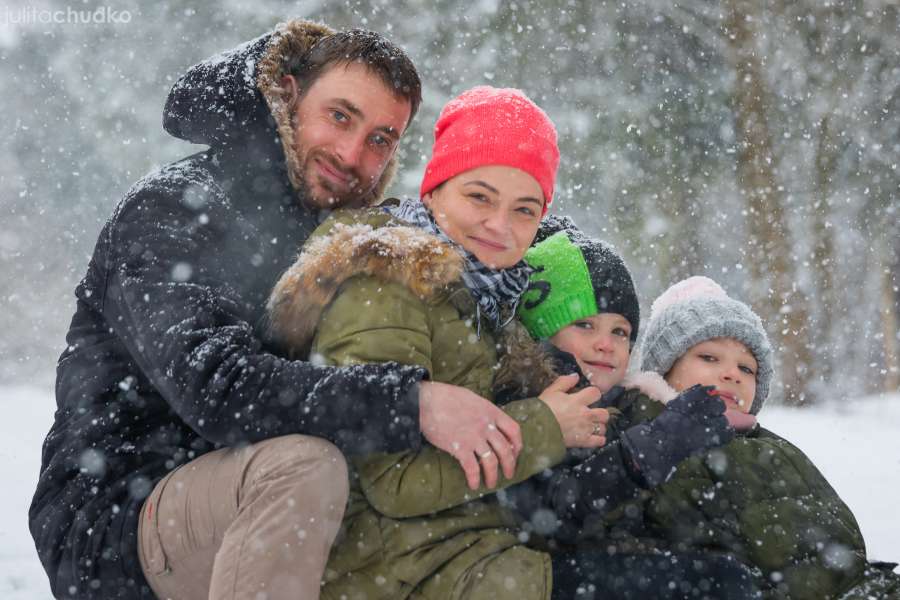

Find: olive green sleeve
[356,397,567,519]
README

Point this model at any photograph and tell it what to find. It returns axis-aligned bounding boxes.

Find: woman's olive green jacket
[267,208,566,600]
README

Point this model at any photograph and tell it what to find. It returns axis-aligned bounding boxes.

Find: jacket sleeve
[503,440,646,543]
[646,431,867,600]
[99,182,427,451]
[737,433,867,599]
[313,277,568,518]
[501,389,665,543]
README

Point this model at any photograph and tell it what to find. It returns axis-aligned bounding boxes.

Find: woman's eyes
[699,353,717,363]
[613,327,629,338]
[739,365,757,376]
[516,206,536,217]
[331,110,348,123]
[574,321,593,330]
[468,193,489,203]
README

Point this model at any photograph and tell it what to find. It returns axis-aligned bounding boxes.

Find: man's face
[288,62,411,209]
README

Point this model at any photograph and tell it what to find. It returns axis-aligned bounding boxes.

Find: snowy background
[1,0,898,595]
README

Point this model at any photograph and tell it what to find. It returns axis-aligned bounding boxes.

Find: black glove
[620,384,734,487]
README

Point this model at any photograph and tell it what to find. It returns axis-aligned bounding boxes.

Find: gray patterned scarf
[386,199,533,333]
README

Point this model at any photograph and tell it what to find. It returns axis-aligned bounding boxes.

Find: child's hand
[539,374,609,449]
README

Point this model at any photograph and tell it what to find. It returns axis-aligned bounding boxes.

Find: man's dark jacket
[29,21,427,599]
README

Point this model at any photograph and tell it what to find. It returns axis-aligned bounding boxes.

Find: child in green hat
[518,229,640,396]
[504,231,762,597]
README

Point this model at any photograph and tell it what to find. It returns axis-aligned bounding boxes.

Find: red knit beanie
[419,86,560,215]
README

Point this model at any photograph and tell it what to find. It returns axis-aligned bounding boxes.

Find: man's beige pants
[137,434,349,600]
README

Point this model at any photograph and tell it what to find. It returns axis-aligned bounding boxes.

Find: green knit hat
[518,231,639,341]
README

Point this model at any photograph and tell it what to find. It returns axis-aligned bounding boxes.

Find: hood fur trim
[267,222,464,357]
[256,19,399,207]
[621,371,679,405]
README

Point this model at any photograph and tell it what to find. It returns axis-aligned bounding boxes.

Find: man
[30,20,524,600]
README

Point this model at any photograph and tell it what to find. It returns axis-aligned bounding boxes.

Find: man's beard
[295,148,373,210]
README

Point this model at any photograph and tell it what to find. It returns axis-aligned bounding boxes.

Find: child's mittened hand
[667,384,727,417]
[620,384,735,487]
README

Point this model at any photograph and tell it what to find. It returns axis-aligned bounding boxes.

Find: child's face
[549,313,632,393]
[665,338,758,413]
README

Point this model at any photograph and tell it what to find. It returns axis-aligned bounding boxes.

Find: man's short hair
[285,28,422,126]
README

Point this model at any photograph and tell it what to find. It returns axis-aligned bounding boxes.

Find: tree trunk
[881,237,900,393]
[811,116,838,387]
[722,0,815,405]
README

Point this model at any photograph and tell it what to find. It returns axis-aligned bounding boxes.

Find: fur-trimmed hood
[267,220,465,357]
[163,19,397,206]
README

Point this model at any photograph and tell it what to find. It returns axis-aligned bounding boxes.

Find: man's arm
[100,183,427,451]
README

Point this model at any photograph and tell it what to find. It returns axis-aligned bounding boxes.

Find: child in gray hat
[621,276,894,599]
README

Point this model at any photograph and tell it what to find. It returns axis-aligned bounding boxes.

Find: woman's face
[422,165,544,269]
[665,338,758,413]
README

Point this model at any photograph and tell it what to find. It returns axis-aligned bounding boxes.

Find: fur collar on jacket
[266,220,465,357]
[620,371,679,404]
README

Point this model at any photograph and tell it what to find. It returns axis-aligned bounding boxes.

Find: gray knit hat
[638,276,773,414]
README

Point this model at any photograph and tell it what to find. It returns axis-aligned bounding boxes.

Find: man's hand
[538,374,608,449]
[418,381,523,491]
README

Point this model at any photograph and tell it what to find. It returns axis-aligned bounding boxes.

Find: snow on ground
[1,386,898,598]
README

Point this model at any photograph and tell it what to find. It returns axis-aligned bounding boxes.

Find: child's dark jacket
[503,349,891,599]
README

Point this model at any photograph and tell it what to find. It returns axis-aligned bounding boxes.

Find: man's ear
[280,74,299,106]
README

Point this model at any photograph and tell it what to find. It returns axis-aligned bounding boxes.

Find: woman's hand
[418,381,523,490]
[539,374,609,449]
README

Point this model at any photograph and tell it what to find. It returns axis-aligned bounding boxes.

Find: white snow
[1,387,897,598]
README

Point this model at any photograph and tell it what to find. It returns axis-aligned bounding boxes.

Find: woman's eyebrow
[462,180,543,206]
[463,180,499,194]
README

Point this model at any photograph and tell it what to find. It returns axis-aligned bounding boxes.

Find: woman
[267,87,755,599]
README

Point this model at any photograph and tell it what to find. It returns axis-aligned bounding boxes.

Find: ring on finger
[591,422,603,436]
[487,422,497,431]
[480,450,493,458]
